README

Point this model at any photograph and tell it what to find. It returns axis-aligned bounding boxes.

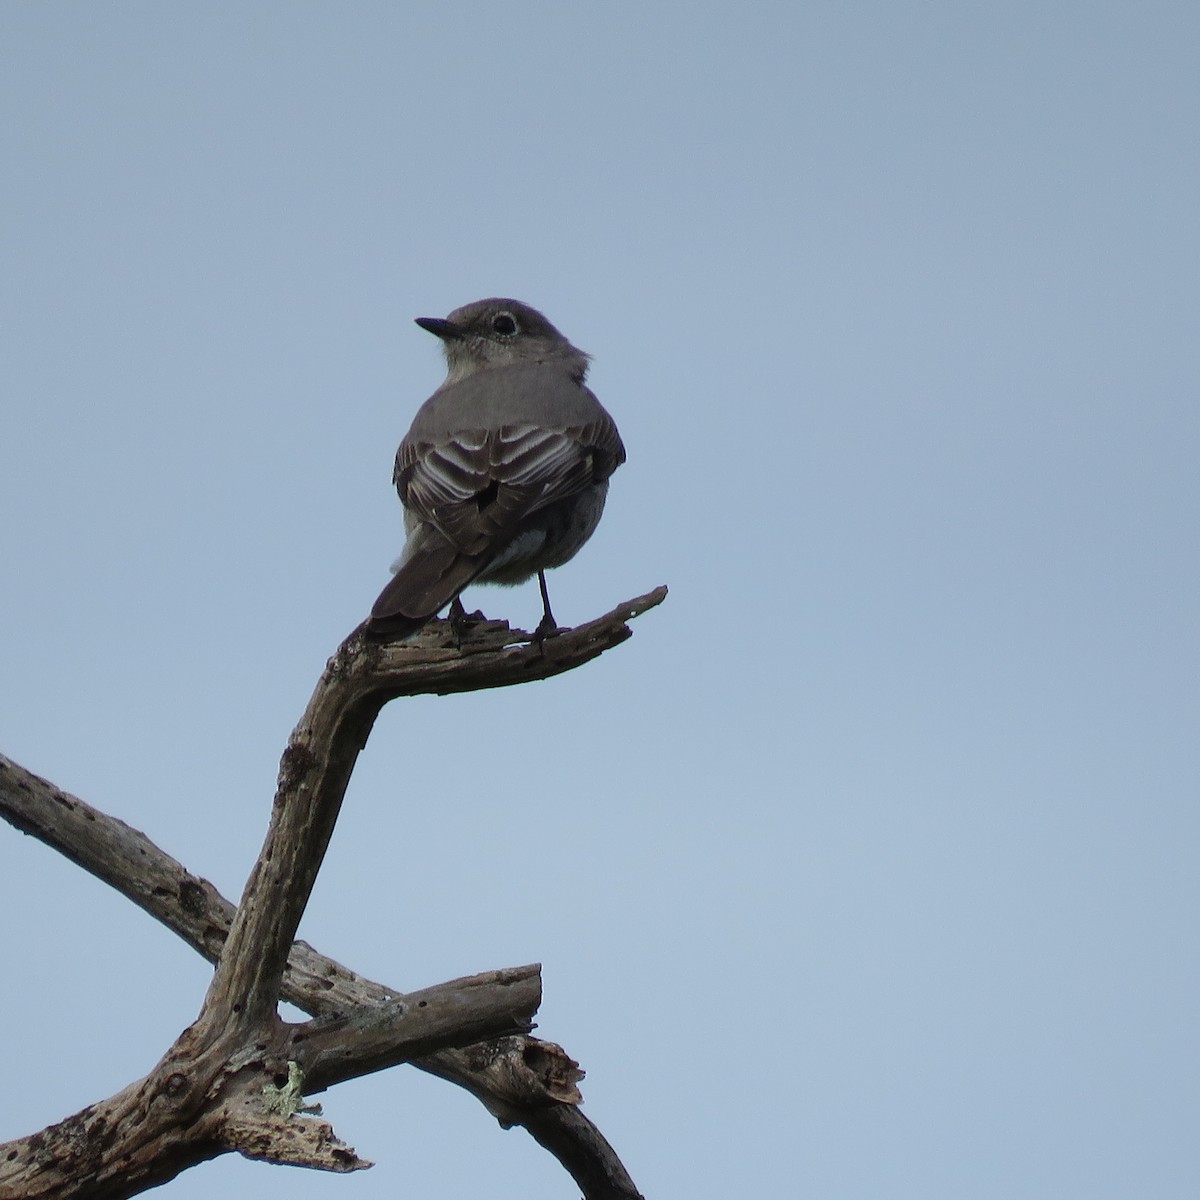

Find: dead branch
[0,588,664,1200]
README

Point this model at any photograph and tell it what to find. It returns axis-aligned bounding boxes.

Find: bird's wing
[397,414,624,557]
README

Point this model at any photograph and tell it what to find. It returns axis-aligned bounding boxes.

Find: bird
[368,298,625,640]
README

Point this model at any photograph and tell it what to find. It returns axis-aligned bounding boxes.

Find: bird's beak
[414,316,464,340]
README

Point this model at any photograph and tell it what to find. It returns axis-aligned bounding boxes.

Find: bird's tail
[366,531,482,637]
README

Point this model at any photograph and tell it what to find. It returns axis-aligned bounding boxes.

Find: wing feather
[396,412,624,557]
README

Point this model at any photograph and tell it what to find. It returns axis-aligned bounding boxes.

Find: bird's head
[416,298,590,382]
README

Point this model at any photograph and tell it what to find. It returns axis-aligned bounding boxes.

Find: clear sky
[2,3,1198,1197]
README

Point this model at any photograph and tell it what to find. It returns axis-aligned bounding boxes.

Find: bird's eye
[491,313,518,336]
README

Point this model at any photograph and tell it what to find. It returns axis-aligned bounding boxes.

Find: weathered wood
[0,759,644,1200]
[0,589,663,1200]
[292,966,542,1092]
[0,964,539,1199]
[203,585,667,1034]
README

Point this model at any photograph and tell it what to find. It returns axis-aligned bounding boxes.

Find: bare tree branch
[0,588,663,1199]
[0,963,538,1199]
[291,966,542,1093]
[203,585,667,1033]
[0,752,643,1199]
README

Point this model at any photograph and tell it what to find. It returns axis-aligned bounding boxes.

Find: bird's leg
[532,570,561,645]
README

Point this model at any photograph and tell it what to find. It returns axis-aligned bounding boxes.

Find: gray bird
[368,298,625,639]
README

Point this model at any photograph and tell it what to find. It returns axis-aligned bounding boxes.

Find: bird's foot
[531,611,562,649]
[447,596,488,645]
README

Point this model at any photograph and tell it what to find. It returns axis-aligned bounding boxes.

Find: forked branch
[0,588,664,1200]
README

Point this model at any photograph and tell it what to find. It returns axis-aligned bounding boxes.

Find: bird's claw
[447,597,488,645]
[531,612,561,649]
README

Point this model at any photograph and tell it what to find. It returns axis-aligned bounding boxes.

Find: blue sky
[2,3,1198,1197]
